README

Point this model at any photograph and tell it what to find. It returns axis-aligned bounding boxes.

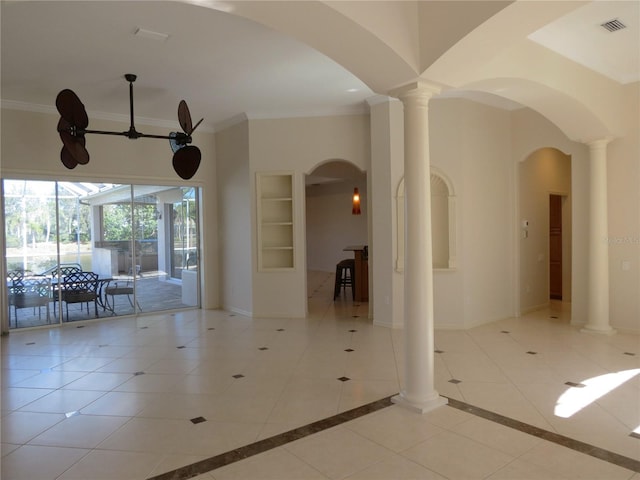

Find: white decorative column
[582,139,615,334]
[391,80,448,413]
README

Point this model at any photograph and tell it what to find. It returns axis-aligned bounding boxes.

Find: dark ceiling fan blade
[74,135,90,164]
[56,89,87,126]
[57,117,71,132]
[73,100,89,129]
[60,146,78,169]
[60,131,90,165]
[172,145,201,180]
[56,89,77,123]
[191,118,204,135]
[59,130,76,151]
[178,100,193,135]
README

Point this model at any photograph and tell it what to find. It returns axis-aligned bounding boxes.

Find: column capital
[389,79,442,101]
[586,137,613,150]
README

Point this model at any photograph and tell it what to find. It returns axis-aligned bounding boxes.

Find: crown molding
[1,99,214,132]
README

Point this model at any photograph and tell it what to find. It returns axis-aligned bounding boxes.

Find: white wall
[369,98,405,328]
[428,98,515,328]
[249,115,370,317]
[216,121,252,316]
[607,82,640,333]
[306,180,368,272]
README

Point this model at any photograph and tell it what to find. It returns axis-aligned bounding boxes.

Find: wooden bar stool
[334,258,355,300]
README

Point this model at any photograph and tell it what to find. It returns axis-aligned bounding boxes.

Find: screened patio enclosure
[3,180,200,329]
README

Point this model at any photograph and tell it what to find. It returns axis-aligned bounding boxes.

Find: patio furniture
[105,278,141,314]
[49,264,83,319]
[8,275,51,327]
[60,271,100,319]
[41,263,82,277]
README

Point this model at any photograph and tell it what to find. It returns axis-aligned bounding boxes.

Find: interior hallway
[1,271,639,479]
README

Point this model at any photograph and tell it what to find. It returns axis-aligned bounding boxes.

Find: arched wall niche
[396,166,456,271]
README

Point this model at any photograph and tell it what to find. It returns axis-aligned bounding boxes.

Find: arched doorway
[518,147,572,315]
[305,160,367,304]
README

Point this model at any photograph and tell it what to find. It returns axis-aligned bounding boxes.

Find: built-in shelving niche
[256,172,295,271]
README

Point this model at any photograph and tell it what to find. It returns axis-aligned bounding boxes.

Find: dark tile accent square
[526,351,538,355]
[565,381,586,388]
[232,374,245,379]
[624,352,636,356]
[134,371,145,376]
[259,347,269,351]
[449,379,462,384]
[435,349,444,354]
[345,348,354,352]
[177,346,186,349]
[630,432,640,440]
[190,416,207,424]
[337,376,350,382]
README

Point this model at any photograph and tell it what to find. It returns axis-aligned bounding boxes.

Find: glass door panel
[56,182,99,323]
[170,187,199,307]
[132,185,199,314]
[170,187,198,279]
[100,187,135,317]
[3,180,59,328]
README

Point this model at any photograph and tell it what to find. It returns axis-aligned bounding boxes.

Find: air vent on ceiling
[134,27,170,41]
[600,19,626,32]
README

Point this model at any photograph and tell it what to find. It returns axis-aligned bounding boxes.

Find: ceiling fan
[56,74,203,180]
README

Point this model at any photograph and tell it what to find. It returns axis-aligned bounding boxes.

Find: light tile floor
[2,271,639,479]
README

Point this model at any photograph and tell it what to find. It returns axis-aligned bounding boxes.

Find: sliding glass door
[3,180,201,329]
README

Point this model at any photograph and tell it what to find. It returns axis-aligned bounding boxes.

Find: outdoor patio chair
[50,264,83,318]
[8,275,51,327]
[105,278,141,314]
[60,271,99,319]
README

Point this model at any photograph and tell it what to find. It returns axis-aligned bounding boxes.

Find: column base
[391,392,448,414]
[581,325,617,335]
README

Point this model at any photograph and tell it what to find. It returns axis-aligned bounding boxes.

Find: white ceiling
[1,1,638,132]
[1,1,372,132]
[529,0,639,85]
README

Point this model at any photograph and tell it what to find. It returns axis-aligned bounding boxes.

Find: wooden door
[549,195,562,300]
